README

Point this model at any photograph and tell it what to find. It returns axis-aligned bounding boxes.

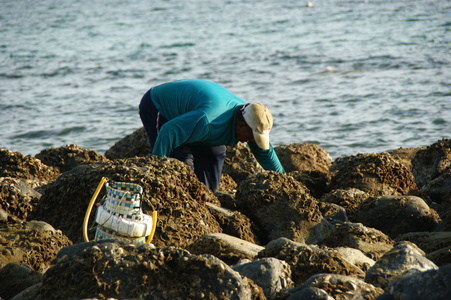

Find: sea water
[1,0,450,159]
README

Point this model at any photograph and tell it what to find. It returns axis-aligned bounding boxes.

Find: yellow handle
[83,177,107,242]
[146,210,158,244]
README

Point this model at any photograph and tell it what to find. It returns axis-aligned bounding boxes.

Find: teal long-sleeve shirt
[150,79,285,173]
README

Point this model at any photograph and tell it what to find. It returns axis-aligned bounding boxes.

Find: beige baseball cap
[242,103,273,150]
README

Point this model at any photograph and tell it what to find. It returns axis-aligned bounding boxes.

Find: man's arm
[248,141,286,173]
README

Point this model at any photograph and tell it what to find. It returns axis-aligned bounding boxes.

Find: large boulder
[353,195,441,238]
[328,153,418,197]
[274,143,332,174]
[235,172,332,245]
[36,241,265,300]
[31,156,222,247]
[375,263,451,300]
[35,144,109,173]
[365,241,438,289]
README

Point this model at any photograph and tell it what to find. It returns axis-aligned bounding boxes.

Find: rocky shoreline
[0,129,450,299]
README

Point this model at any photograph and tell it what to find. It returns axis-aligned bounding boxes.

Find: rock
[206,202,264,245]
[328,152,418,197]
[353,195,441,238]
[411,138,451,188]
[287,287,333,300]
[395,231,451,254]
[426,246,451,267]
[366,241,438,289]
[0,177,42,223]
[104,127,152,159]
[10,283,41,300]
[235,172,332,244]
[319,188,371,222]
[302,273,384,300]
[334,247,375,272]
[421,171,451,204]
[274,143,332,174]
[290,170,331,199]
[223,142,263,184]
[258,238,364,285]
[219,172,238,191]
[0,148,60,182]
[187,233,264,265]
[321,222,394,261]
[38,241,266,299]
[0,221,72,272]
[31,156,222,247]
[316,202,348,225]
[35,144,109,173]
[375,263,451,300]
[0,263,42,300]
[388,147,425,171]
[233,257,293,299]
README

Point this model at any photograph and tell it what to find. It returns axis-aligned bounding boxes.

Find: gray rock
[334,247,375,272]
[376,263,451,300]
[233,257,293,299]
[366,241,438,288]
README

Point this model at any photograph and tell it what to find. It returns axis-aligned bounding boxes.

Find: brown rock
[104,127,151,159]
[259,238,365,285]
[31,156,222,248]
[0,221,72,272]
[319,188,371,222]
[223,142,263,184]
[388,146,424,171]
[35,144,109,173]
[39,242,266,300]
[0,177,42,223]
[235,172,332,244]
[0,148,60,182]
[329,152,418,197]
[321,222,394,261]
[411,138,451,188]
[274,143,332,174]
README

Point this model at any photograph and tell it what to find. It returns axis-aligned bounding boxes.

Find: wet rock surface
[1,138,451,299]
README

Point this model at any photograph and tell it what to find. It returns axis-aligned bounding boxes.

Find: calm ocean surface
[1,0,450,159]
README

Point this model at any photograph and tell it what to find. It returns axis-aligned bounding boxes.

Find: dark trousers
[139,89,226,192]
